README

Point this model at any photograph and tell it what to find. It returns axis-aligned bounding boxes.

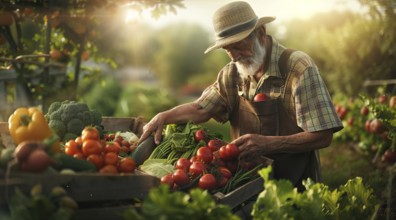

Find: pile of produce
[62,126,137,173]
[0,103,138,175]
[140,122,268,194]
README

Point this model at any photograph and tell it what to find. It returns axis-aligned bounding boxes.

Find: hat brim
[204,16,275,54]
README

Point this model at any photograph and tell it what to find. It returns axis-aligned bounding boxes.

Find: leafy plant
[8,184,77,220]
[252,166,380,220]
[122,184,240,220]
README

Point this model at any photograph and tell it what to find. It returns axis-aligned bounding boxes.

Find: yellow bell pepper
[8,107,53,145]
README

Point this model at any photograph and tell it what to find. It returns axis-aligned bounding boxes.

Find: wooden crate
[0,117,158,220]
[213,177,264,210]
[101,116,147,136]
[0,169,160,203]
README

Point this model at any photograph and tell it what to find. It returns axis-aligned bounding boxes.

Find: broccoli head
[46,100,103,142]
[47,101,62,115]
[67,118,85,135]
[48,119,67,140]
[90,109,102,125]
[63,133,78,142]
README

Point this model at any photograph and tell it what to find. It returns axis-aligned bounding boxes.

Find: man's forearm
[271,129,334,154]
[162,102,212,125]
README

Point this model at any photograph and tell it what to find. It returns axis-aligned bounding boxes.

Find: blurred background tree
[279,0,396,96]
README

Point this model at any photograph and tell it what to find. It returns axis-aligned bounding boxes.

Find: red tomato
[382,149,396,163]
[99,164,118,174]
[196,146,213,164]
[198,174,217,190]
[102,165,118,173]
[104,142,121,154]
[81,126,100,141]
[219,144,239,161]
[103,152,119,165]
[82,140,102,156]
[218,166,232,179]
[253,92,269,102]
[161,173,175,188]
[225,144,239,159]
[370,119,386,134]
[207,139,223,152]
[86,154,104,170]
[118,157,136,173]
[218,176,229,188]
[175,158,192,171]
[189,161,206,178]
[121,140,130,148]
[219,146,230,161]
[194,129,207,142]
[190,155,200,163]
[64,140,80,156]
[75,136,83,147]
[119,146,130,154]
[360,106,369,116]
[365,120,372,133]
[173,169,190,187]
[115,136,124,145]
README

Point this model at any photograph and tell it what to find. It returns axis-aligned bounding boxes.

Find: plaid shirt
[197,36,343,133]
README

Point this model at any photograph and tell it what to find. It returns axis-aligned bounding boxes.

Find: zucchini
[131,135,156,166]
[52,153,96,172]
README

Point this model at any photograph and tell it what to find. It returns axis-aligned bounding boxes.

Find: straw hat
[205,1,275,54]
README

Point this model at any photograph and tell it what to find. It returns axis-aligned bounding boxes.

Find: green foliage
[278,0,396,96]
[151,23,211,89]
[79,76,122,116]
[122,184,240,220]
[8,185,76,220]
[114,82,178,119]
[252,166,380,220]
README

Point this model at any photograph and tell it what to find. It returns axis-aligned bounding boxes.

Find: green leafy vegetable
[122,185,240,220]
[140,159,175,178]
[252,166,380,220]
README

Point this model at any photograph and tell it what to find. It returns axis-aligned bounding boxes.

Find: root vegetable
[20,149,54,172]
[14,141,44,162]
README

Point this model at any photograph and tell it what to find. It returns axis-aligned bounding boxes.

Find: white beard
[236,38,266,80]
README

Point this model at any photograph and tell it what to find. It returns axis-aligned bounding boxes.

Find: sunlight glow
[124,9,140,24]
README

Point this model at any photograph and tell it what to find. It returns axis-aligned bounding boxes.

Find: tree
[0,0,184,111]
[279,0,396,96]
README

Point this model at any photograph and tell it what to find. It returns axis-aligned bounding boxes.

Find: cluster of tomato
[335,95,396,164]
[161,130,243,191]
[63,126,136,174]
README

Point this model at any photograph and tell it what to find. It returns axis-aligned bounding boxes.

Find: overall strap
[279,48,295,78]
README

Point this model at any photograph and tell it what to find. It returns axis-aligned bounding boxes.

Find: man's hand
[138,112,166,145]
[231,134,273,162]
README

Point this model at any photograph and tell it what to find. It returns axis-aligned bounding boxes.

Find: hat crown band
[213,1,257,34]
[217,17,257,39]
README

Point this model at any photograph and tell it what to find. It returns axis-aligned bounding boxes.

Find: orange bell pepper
[8,107,53,145]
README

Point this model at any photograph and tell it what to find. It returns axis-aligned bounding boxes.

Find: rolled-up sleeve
[294,66,343,132]
[197,83,230,123]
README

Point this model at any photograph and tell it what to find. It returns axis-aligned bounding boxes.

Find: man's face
[223,32,266,78]
[222,33,256,63]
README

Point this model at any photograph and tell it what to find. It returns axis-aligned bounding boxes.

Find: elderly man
[139,1,343,191]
